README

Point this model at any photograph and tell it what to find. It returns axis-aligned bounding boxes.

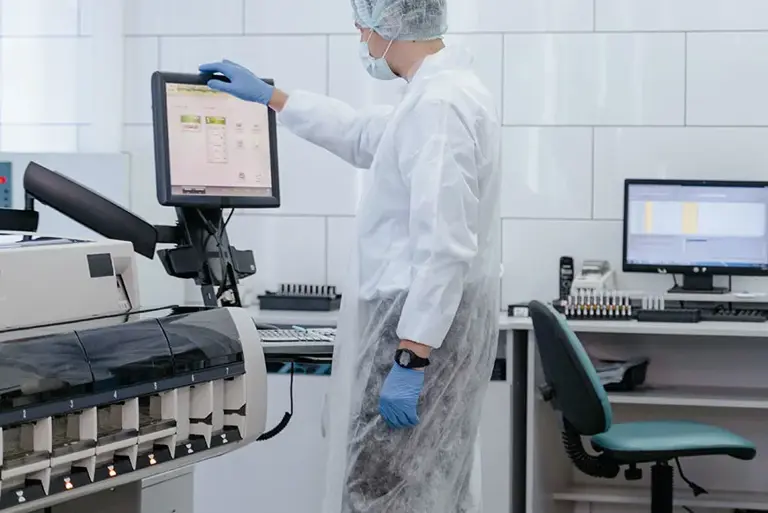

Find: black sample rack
[258,283,341,311]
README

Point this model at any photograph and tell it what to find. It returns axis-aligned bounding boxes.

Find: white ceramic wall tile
[244,0,353,34]
[276,128,358,216]
[0,37,91,124]
[500,127,592,219]
[160,36,327,95]
[79,1,125,153]
[328,35,502,109]
[124,0,244,36]
[78,0,92,35]
[502,219,768,302]
[328,35,406,108]
[448,0,593,33]
[444,35,503,111]
[0,125,78,152]
[596,0,768,31]
[0,0,79,36]
[76,125,101,152]
[687,33,768,126]
[327,216,356,291]
[593,127,768,220]
[124,37,159,125]
[78,0,123,37]
[328,36,500,213]
[122,125,176,225]
[501,219,671,305]
[215,214,327,300]
[503,33,685,126]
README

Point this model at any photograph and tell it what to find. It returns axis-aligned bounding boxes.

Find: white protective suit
[280,45,502,513]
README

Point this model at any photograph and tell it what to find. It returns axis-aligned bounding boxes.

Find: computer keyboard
[700,309,767,323]
[259,328,336,342]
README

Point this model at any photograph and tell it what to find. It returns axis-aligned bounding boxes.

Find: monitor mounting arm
[155,207,256,307]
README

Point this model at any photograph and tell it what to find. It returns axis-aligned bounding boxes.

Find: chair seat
[591,421,756,464]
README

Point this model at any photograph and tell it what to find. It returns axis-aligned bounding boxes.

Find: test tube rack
[555,289,634,320]
[258,283,341,311]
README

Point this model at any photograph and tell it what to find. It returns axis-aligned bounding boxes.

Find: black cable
[289,360,295,413]
[674,457,708,496]
[675,457,705,513]
[194,209,235,300]
[215,209,236,299]
[256,361,295,441]
[201,208,234,248]
[222,208,234,229]
[216,208,235,298]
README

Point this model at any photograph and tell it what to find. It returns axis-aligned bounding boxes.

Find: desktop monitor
[622,178,768,293]
[151,72,280,209]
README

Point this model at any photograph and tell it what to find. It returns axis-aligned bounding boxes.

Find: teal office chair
[528,300,756,513]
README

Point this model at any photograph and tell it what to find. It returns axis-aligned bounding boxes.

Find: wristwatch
[394,348,430,369]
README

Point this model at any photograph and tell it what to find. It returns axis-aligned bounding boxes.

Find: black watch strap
[394,348,430,369]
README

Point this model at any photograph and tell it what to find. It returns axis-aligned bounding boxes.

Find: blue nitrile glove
[198,59,274,105]
[379,364,425,429]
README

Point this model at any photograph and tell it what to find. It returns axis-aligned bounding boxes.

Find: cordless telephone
[559,256,574,300]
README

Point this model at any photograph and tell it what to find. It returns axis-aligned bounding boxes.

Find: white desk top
[249,307,518,331]
[503,317,768,337]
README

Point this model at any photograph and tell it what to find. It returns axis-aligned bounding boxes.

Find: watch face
[398,351,411,367]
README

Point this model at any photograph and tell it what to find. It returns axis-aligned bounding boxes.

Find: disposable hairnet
[352,0,447,41]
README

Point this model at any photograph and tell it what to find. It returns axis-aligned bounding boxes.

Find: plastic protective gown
[279,46,501,513]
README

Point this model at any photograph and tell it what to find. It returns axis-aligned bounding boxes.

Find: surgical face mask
[359,32,398,81]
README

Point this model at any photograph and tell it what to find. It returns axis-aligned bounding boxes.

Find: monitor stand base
[667,274,730,295]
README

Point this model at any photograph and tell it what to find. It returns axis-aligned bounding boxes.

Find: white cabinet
[481,382,512,513]
[194,374,512,512]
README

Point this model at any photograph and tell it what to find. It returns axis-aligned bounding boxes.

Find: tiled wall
[3,0,768,307]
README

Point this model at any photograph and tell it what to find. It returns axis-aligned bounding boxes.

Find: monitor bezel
[622,178,768,276]
[151,71,281,209]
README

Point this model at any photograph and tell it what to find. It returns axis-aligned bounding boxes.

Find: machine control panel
[0,162,11,208]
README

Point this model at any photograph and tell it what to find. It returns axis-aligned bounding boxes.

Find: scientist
[200,0,501,511]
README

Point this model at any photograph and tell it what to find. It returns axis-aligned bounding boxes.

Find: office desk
[506,318,768,513]
[250,308,519,513]
[252,307,519,366]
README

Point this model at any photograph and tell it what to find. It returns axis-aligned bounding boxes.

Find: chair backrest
[528,300,612,436]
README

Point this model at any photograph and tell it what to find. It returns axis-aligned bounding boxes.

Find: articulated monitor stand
[156,207,256,307]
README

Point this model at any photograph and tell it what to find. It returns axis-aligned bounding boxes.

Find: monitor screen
[152,72,280,209]
[624,181,768,271]
[166,83,272,198]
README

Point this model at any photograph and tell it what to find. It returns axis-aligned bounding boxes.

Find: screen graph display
[625,183,768,269]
